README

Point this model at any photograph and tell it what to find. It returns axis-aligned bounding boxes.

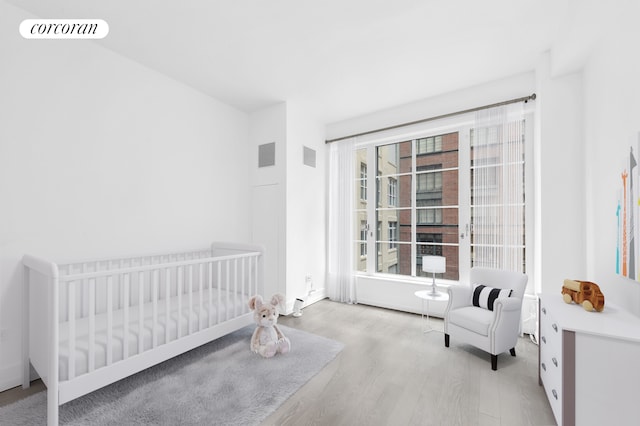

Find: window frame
[353,110,534,286]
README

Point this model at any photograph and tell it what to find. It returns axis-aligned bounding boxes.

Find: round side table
[414,289,449,333]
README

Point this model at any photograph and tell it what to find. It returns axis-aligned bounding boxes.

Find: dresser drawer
[539,301,563,423]
[540,304,562,359]
[540,343,562,422]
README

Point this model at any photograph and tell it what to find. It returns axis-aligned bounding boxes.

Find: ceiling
[9,0,577,124]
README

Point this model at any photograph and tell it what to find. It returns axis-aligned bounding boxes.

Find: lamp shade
[422,255,446,273]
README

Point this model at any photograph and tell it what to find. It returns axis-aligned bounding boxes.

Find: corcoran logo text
[20,19,109,39]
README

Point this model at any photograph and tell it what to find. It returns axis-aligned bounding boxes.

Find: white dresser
[539,294,640,426]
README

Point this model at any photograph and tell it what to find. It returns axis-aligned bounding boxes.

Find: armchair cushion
[472,284,512,311]
[448,306,494,336]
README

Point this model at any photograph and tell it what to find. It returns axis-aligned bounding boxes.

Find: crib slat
[123,273,130,360]
[138,271,144,355]
[208,262,213,328]
[152,269,158,349]
[225,260,230,321]
[165,268,170,344]
[241,257,246,314]
[217,262,221,325]
[177,266,182,339]
[88,278,96,373]
[107,275,113,366]
[188,265,193,335]
[199,263,203,331]
[81,264,87,318]
[254,255,258,299]
[233,258,238,318]
[68,280,76,380]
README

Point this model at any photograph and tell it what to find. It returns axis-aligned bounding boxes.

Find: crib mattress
[58,288,247,381]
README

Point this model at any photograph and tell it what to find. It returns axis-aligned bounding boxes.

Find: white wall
[326,72,535,141]
[535,54,585,296]
[249,103,287,299]
[249,101,327,311]
[581,1,640,315]
[285,102,326,309]
[0,2,251,391]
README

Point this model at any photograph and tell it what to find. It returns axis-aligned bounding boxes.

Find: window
[388,177,397,206]
[353,104,530,282]
[360,162,367,201]
[416,135,443,155]
[388,221,398,249]
[417,165,443,192]
[370,138,457,278]
[374,141,412,276]
[470,119,527,271]
[360,221,367,257]
[417,199,442,225]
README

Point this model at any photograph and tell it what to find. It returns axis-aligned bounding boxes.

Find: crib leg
[47,385,59,426]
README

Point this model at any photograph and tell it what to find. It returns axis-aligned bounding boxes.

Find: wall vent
[303,146,316,168]
[258,142,276,168]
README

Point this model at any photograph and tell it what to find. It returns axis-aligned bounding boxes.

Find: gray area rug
[0,325,343,425]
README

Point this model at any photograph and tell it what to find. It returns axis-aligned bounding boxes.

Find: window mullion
[366,145,377,274]
[411,139,417,277]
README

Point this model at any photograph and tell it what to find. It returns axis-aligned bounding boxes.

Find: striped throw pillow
[472,284,512,311]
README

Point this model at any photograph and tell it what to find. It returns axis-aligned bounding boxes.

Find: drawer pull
[552,323,558,332]
[552,357,558,367]
[542,307,547,315]
[552,389,558,400]
[541,336,546,344]
[541,362,546,371]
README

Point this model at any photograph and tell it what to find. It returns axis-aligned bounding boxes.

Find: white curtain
[327,138,356,303]
[471,103,526,273]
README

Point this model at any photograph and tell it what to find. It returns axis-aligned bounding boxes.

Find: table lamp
[422,255,446,297]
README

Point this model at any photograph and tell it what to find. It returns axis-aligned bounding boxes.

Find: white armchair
[444,267,528,370]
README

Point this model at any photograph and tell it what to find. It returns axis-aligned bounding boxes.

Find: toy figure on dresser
[562,279,605,312]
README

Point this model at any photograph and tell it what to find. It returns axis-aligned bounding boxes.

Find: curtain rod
[325,93,536,144]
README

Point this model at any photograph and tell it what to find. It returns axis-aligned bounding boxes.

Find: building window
[416,135,443,155]
[417,166,442,192]
[360,162,368,201]
[417,199,442,224]
[360,221,367,257]
[388,177,397,206]
[388,221,398,249]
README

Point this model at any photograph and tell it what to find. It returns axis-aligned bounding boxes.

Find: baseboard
[284,289,327,315]
[304,289,326,307]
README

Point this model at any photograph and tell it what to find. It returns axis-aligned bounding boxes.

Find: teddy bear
[248,293,291,358]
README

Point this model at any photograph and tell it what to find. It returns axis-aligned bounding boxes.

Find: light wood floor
[265,299,557,426]
[0,299,556,425]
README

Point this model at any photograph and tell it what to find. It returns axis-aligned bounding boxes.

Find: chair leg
[491,354,498,371]
[444,333,450,347]
[510,347,516,357]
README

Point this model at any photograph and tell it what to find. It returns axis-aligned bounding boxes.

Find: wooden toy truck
[562,279,605,312]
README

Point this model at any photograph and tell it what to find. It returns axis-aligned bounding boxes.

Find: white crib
[21,242,263,426]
